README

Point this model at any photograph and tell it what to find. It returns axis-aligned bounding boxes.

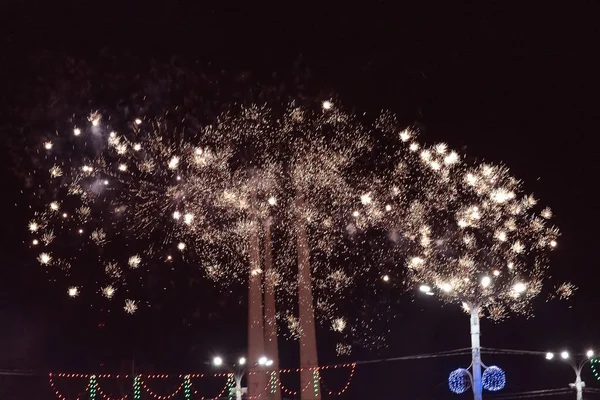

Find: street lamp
[212,355,274,400]
[421,288,506,398]
[546,349,595,400]
[213,356,224,366]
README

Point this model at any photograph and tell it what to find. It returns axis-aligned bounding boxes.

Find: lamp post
[213,356,273,400]
[420,286,507,400]
[546,349,594,400]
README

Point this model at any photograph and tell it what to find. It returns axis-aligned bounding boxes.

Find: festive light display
[319,363,356,396]
[89,375,97,400]
[183,375,191,400]
[448,368,471,394]
[49,363,357,400]
[312,369,320,398]
[482,366,506,391]
[269,371,278,394]
[133,376,141,400]
[141,378,184,399]
[590,359,600,382]
[48,373,92,400]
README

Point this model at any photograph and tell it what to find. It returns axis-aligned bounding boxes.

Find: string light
[49,364,358,399]
[226,373,235,398]
[140,378,184,399]
[482,366,506,391]
[96,379,130,400]
[133,376,141,400]
[313,369,320,397]
[48,373,91,400]
[269,371,278,394]
[183,375,191,400]
[319,363,356,396]
[89,375,97,400]
[448,368,471,394]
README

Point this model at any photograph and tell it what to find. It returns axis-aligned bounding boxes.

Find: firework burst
[27,102,567,351]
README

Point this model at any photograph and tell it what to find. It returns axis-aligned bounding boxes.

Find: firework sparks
[38,253,52,265]
[27,101,566,332]
[124,299,137,314]
[102,285,116,299]
[128,255,141,269]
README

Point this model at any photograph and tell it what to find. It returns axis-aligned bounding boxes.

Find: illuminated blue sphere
[448,368,471,394]
[482,366,506,391]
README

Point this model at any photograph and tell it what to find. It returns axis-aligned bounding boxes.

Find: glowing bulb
[62,213,68,218]
[103,180,109,185]
[73,128,81,136]
[32,239,39,245]
[82,165,93,173]
[44,142,53,150]
[173,211,181,220]
[68,287,79,297]
[561,351,569,359]
[382,275,390,282]
[587,350,594,358]
[268,196,277,206]
[167,255,172,261]
[213,357,223,366]
[238,357,246,365]
[91,118,99,126]
[352,211,359,217]
[258,356,268,366]
[135,119,142,125]
[385,204,392,212]
[507,262,514,269]
[78,229,83,234]
[481,276,491,288]
[176,176,181,181]
[419,285,431,293]
[550,240,557,248]
[493,270,500,276]
[322,100,333,110]
[265,359,274,367]
[184,213,194,225]
[177,242,186,250]
[546,352,554,360]
[133,144,141,151]
[514,282,526,293]
[118,164,127,171]
[50,202,59,211]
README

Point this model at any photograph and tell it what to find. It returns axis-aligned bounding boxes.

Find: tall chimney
[294,192,321,400]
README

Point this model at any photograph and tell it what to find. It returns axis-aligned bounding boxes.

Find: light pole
[419,287,507,400]
[546,349,594,400]
[213,355,273,400]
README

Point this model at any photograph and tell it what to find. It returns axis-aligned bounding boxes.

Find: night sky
[1,2,599,399]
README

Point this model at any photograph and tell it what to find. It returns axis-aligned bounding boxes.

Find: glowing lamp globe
[482,366,506,392]
[448,368,471,394]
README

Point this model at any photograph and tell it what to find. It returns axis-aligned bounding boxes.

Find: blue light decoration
[482,366,506,391]
[448,368,471,394]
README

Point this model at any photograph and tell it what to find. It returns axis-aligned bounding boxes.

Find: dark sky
[1,1,599,399]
